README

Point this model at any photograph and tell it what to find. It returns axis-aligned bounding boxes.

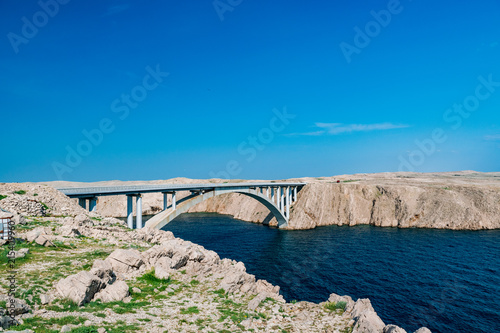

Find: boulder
[60,325,72,333]
[136,228,174,244]
[219,264,256,294]
[353,311,386,333]
[90,259,116,284]
[75,214,93,226]
[187,247,205,262]
[350,299,385,333]
[201,249,220,266]
[34,234,55,247]
[24,228,45,243]
[413,328,432,333]
[0,295,31,316]
[39,294,52,305]
[105,249,144,274]
[154,257,173,280]
[93,280,129,303]
[384,325,408,333]
[254,279,280,296]
[6,248,29,260]
[170,252,189,270]
[248,292,267,311]
[56,271,106,306]
[57,225,81,238]
[328,292,354,308]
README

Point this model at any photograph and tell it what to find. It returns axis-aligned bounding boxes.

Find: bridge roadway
[57,182,306,229]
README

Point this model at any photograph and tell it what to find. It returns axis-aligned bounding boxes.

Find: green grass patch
[324,301,347,312]
[14,190,26,195]
[7,316,87,333]
[47,298,150,314]
[216,299,250,324]
[0,194,7,200]
[180,306,199,315]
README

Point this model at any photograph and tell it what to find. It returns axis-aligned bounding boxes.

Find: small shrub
[0,195,7,200]
[14,190,26,195]
[324,301,347,312]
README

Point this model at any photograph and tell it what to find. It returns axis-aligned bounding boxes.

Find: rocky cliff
[44,171,500,230]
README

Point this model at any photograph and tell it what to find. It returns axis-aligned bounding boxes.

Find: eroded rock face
[384,324,408,333]
[93,280,129,303]
[348,298,385,333]
[287,183,500,230]
[105,249,145,274]
[62,173,500,231]
[56,271,106,306]
[90,259,116,284]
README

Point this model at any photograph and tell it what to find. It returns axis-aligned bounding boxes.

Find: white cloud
[484,134,500,141]
[289,122,409,136]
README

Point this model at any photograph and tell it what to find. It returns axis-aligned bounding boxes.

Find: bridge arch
[145,187,290,230]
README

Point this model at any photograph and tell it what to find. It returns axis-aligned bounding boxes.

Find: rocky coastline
[43,171,500,231]
[0,182,434,332]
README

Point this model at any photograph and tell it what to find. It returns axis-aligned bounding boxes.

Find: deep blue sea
[160,213,500,333]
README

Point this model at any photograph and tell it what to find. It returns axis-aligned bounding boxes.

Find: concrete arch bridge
[57,182,305,229]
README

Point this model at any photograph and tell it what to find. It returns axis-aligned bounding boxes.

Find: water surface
[160,213,500,333]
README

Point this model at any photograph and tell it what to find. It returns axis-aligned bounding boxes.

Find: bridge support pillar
[163,193,168,210]
[172,191,176,210]
[78,198,87,209]
[286,186,290,218]
[280,187,284,212]
[127,195,134,229]
[136,195,143,229]
[294,187,297,202]
[89,198,97,212]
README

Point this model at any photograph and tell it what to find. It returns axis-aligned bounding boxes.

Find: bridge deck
[57,182,305,198]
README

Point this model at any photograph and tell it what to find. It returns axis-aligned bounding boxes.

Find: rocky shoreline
[0,183,433,332]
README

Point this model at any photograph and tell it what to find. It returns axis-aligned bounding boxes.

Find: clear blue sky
[1,0,499,182]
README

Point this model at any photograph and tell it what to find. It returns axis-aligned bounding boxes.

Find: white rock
[92,280,129,303]
[60,325,71,333]
[413,328,432,333]
[90,259,116,284]
[56,271,106,306]
[106,249,144,274]
[248,292,267,311]
[384,325,407,333]
[39,294,52,305]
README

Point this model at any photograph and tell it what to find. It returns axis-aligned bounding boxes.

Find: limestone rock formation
[105,249,145,275]
[46,172,500,231]
[93,280,129,303]
[56,271,106,306]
